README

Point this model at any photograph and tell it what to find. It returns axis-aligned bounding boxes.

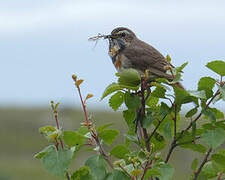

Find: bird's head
[105,27,136,50]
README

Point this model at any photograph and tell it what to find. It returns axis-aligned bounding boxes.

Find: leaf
[75,79,84,87]
[221,84,225,101]
[185,107,198,118]
[188,90,206,99]
[201,128,225,149]
[143,169,161,180]
[71,166,93,180]
[151,132,166,153]
[180,144,207,153]
[202,109,216,122]
[146,95,159,107]
[64,131,86,147]
[151,86,166,98]
[142,110,155,129]
[109,91,124,111]
[202,161,219,178]
[111,170,130,180]
[85,94,94,101]
[156,164,174,180]
[198,77,216,99]
[206,60,225,76]
[173,86,198,105]
[123,110,136,132]
[101,83,122,100]
[97,123,114,133]
[124,92,141,110]
[211,154,225,169]
[85,155,107,180]
[176,62,188,72]
[41,145,74,178]
[118,68,141,90]
[98,129,119,145]
[191,158,198,171]
[34,145,55,159]
[110,145,130,159]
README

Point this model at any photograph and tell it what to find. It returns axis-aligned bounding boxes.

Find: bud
[75,79,84,87]
[72,74,77,81]
[85,94,94,101]
[166,54,171,63]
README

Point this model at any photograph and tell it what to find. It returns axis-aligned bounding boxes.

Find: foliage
[35,60,225,180]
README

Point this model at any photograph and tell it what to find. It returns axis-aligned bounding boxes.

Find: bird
[104,27,184,89]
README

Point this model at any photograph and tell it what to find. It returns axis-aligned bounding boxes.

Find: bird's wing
[122,40,173,80]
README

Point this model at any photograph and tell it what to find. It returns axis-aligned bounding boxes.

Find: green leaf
[185,107,198,118]
[34,145,55,159]
[143,110,155,129]
[111,170,130,180]
[39,125,60,140]
[221,84,225,101]
[143,169,161,180]
[201,128,225,149]
[206,60,225,76]
[202,109,216,122]
[209,108,224,119]
[198,77,216,99]
[97,123,114,133]
[71,166,94,180]
[188,90,206,99]
[118,68,141,90]
[151,132,166,152]
[101,83,122,100]
[123,110,136,132]
[202,161,219,178]
[110,145,130,159]
[180,143,207,153]
[176,62,188,72]
[146,95,159,107]
[98,129,119,145]
[42,145,74,178]
[124,92,141,110]
[64,131,86,147]
[163,120,172,139]
[191,158,198,171]
[211,154,225,169]
[174,86,198,105]
[156,164,174,180]
[151,86,166,98]
[78,126,89,135]
[85,155,107,180]
[109,91,124,111]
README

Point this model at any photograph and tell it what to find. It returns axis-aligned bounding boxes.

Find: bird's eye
[121,32,126,37]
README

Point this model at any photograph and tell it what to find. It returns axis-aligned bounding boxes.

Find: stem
[77,86,90,128]
[193,148,212,180]
[140,78,150,152]
[76,84,114,169]
[147,113,168,142]
[165,89,220,163]
[118,164,135,180]
[217,172,223,180]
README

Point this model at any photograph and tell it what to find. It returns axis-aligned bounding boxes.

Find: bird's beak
[104,34,119,39]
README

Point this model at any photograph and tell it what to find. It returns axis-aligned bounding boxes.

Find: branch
[165,89,220,163]
[147,113,168,142]
[193,148,212,180]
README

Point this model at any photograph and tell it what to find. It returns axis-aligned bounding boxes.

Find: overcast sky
[1,0,225,110]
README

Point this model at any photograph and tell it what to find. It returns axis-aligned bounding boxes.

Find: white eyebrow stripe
[118,30,130,34]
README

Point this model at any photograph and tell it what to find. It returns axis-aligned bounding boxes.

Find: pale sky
[1,0,225,110]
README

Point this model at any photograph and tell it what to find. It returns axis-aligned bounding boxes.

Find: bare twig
[193,148,212,180]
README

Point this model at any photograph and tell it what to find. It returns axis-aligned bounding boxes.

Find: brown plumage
[107,27,184,89]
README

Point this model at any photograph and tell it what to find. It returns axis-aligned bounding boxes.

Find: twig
[118,164,135,180]
[140,78,150,152]
[147,113,168,142]
[74,78,114,169]
[165,89,220,163]
[193,148,212,180]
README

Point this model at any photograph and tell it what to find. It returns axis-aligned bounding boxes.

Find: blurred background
[1,0,225,179]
